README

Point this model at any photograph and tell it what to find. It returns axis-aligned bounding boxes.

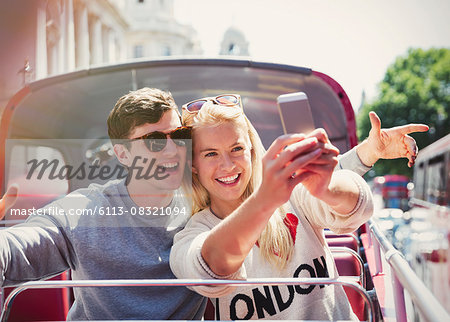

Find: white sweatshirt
[170,169,373,320]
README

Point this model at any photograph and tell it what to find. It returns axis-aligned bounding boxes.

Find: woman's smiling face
[192,121,252,212]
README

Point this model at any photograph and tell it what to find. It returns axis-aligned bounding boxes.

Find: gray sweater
[0,179,206,320]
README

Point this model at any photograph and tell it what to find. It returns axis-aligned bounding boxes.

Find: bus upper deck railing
[0,220,27,226]
[1,277,374,322]
[2,217,449,321]
[330,246,365,288]
[409,197,450,212]
[367,218,449,322]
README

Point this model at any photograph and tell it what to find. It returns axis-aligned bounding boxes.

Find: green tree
[358,47,450,178]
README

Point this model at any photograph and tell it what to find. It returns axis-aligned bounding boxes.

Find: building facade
[0,0,201,114]
[121,0,201,58]
[219,26,250,56]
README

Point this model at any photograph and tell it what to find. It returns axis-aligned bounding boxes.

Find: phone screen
[277,92,315,135]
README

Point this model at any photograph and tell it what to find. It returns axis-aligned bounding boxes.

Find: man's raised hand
[0,184,19,220]
[359,111,429,167]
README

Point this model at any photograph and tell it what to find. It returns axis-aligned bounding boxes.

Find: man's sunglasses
[130,126,191,152]
[182,94,242,114]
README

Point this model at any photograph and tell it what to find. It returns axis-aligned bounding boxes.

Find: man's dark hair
[107,88,179,145]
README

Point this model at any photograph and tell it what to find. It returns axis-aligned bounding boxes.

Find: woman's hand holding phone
[256,129,338,210]
[293,129,339,199]
[256,134,319,209]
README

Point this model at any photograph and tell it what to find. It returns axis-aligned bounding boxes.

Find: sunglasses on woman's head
[130,126,191,152]
[182,94,242,114]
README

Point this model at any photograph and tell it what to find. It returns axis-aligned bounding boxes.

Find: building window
[162,46,171,56]
[134,45,143,58]
[228,43,241,55]
[8,145,68,193]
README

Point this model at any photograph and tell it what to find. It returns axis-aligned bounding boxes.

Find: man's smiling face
[124,109,188,194]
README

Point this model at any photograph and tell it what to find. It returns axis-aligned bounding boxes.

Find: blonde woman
[169,94,373,320]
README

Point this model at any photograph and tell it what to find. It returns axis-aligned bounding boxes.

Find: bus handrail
[325,232,360,251]
[368,218,449,322]
[1,277,374,322]
[409,197,450,211]
[0,220,26,225]
[330,246,365,288]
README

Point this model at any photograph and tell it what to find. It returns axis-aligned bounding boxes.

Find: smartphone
[277,92,315,135]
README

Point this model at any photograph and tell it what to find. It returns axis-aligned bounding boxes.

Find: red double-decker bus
[1,58,447,322]
[373,175,411,211]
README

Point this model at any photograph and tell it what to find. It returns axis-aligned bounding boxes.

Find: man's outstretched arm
[338,111,429,175]
[356,111,429,168]
[0,188,71,287]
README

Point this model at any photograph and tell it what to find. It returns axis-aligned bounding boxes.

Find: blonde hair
[183,101,294,268]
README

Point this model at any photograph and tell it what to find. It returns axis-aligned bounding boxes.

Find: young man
[0,88,427,319]
[0,88,206,320]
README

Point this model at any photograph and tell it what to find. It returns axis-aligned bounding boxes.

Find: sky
[174,0,450,111]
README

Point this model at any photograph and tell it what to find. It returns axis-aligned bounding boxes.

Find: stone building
[0,0,201,114]
[122,0,201,58]
[219,26,249,56]
[1,0,127,112]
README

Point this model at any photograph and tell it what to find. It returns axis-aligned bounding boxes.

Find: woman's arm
[309,169,360,214]
[170,214,242,297]
[201,134,338,277]
[286,129,373,233]
[292,169,373,234]
[170,134,332,294]
[292,129,361,214]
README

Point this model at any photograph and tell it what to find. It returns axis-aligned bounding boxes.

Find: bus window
[426,155,446,205]
[414,162,426,201]
[446,151,450,207]
[374,175,410,211]
[413,134,450,207]
[5,144,69,221]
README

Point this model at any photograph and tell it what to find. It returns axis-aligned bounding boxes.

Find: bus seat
[326,235,359,253]
[2,174,70,321]
[2,272,70,321]
[204,299,215,320]
[324,230,357,238]
[358,223,367,234]
[332,250,366,321]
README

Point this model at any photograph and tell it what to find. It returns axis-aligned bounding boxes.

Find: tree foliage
[357,47,450,178]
